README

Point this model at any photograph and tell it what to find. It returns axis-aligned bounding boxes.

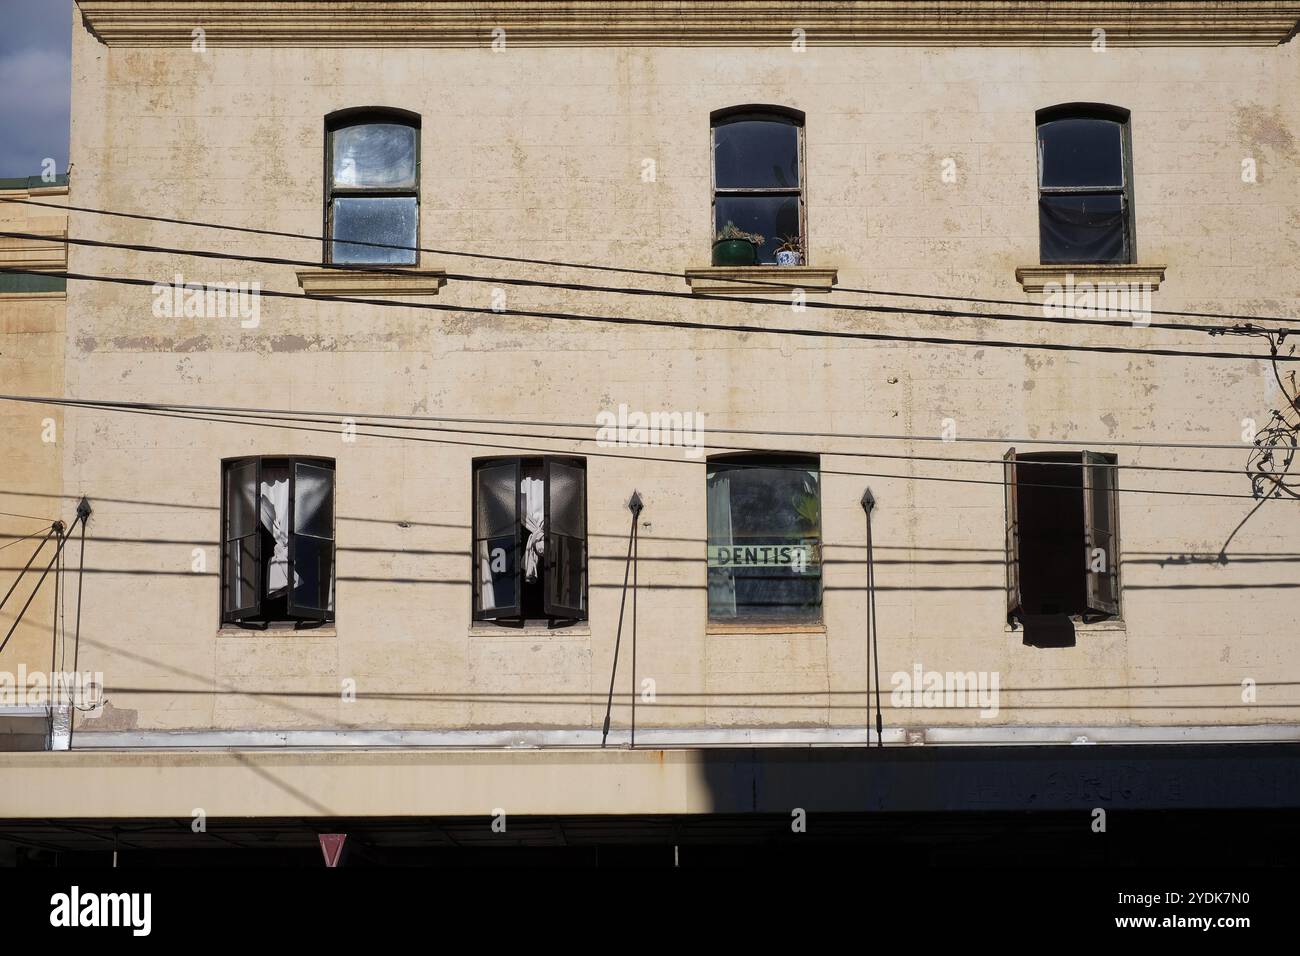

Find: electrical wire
[3,226,1293,340]
[5,193,1299,327]
[0,392,1275,473]
[3,263,1285,364]
[3,393,1281,501]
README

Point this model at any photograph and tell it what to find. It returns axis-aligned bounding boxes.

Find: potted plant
[712,222,764,266]
[774,234,804,267]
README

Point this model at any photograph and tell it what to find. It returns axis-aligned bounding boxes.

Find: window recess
[1036,104,1134,266]
[707,454,822,625]
[324,108,420,266]
[473,456,588,627]
[1004,449,1121,628]
[221,457,335,628]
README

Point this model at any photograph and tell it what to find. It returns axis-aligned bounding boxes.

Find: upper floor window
[707,454,822,624]
[1004,450,1120,628]
[711,108,805,266]
[325,109,420,265]
[473,456,588,627]
[222,456,335,627]
[1036,105,1133,265]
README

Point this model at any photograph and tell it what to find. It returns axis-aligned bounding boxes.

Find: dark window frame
[1035,103,1135,265]
[710,105,807,265]
[470,455,589,628]
[706,451,824,626]
[1004,448,1122,627]
[220,455,336,629]
[323,106,421,266]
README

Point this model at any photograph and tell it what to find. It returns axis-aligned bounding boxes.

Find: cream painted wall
[58,20,1300,737]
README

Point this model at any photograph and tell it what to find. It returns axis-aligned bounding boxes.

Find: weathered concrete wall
[58,17,1300,739]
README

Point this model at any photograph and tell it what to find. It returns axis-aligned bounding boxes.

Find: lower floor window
[222,456,335,627]
[707,455,822,624]
[473,456,588,626]
[1005,449,1120,624]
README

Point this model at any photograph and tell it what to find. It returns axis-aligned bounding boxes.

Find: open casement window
[1082,451,1121,617]
[221,457,336,627]
[711,107,805,264]
[1004,449,1121,626]
[325,108,420,265]
[472,456,587,626]
[1036,104,1134,265]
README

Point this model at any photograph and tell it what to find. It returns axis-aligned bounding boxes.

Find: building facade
[2,1,1299,846]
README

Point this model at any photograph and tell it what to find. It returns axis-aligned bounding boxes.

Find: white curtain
[707,475,737,616]
[521,476,545,582]
[259,478,298,595]
[477,540,497,610]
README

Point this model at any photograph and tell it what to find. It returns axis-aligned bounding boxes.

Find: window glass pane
[714,196,800,265]
[547,534,586,613]
[294,463,334,539]
[476,464,517,538]
[706,461,821,623]
[1039,193,1126,264]
[477,537,517,612]
[223,536,257,613]
[226,461,256,539]
[292,535,333,612]
[1038,118,1123,188]
[547,461,585,537]
[714,119,799,189]
[331,196,417,264]
[332,123,417,189]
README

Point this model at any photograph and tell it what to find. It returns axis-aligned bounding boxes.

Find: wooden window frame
[323,107,422,267]
[471,455,589,628]
[710,106,807,265]
[1035,103,1135,266]
[220,455,336,629]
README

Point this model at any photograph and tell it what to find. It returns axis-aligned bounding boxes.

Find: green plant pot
[712,239,759,266]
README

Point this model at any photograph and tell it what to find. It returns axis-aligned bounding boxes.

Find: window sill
[1004,618,1126,634]
[470,624,591,638]
[1014,264,1166,294]
[685,266,837,295]
[218,625,337,638]
[706,622,826,635]
[296,268,446,297]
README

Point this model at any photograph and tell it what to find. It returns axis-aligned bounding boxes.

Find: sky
[0,0,72,178]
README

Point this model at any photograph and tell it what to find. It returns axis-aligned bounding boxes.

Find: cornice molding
[0,228,69,273]
[76,2,1300,48]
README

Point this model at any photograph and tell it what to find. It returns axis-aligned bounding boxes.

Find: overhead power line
[0,391,1267,469]
[3,227,1293,341]
[4,194,1299,327]
[0,394,1281,501]
[0,264,1289,365]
